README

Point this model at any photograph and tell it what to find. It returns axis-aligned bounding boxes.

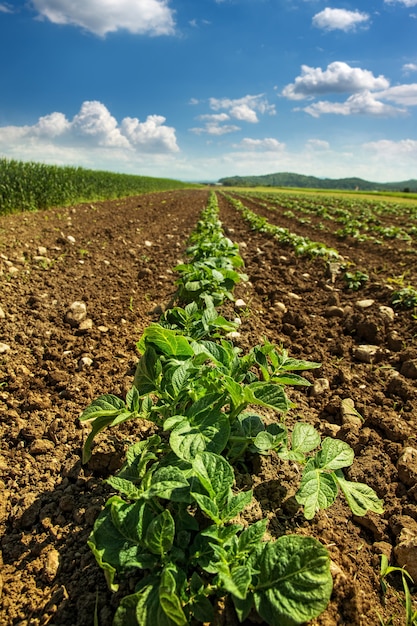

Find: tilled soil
[0,189,416,626]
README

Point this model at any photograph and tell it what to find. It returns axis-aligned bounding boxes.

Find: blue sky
[0,0,416,182]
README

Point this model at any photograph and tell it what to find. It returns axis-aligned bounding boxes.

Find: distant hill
[218,172,417,192]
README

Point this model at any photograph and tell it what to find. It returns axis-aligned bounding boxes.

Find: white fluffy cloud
[301,91,406,117]
[282,62,390,100]
[0,100,179,155]
[209,94,276,121]
[377,83,417,105]
[234,138,286,151]
[364,138,417,157]
[305,139,330,150]
[189,94,275,135]
[384,0,417,6]
[403,63,417,73]
[313,8,370,31]
[30,0,175,36]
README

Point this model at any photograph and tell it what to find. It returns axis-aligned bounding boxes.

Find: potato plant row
[224,192,417,310]
[79,191,382,625]
[223,193,341,260]
[232,189,417,245]
[0,158,193,215]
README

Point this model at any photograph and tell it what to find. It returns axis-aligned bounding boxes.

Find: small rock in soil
[397,447,417,486]
[356,299,375,309]
[78,318,93,331]
[0,342,10,353]
[78,357,93,369]
[394,535,417,582]
[387,331,403,351]
[400,359,417,380]
[65,301,87,327]
[311,378,330,396]
[325,306,344,318]
[43,548,60,583]
[29,439,55,455]
[353,345,380,363]
[341,398,362,429]
[378,305,395,323]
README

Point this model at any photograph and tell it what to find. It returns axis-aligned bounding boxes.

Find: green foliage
[225,194,340,261]
[79,191,383,625]
[391,286,417,309]
[343,270,369,291]
[379,555,417,626]
[0,158,195,215]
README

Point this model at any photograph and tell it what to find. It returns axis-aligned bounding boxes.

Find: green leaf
[106,476,143,499]
[159,567,187,626]
[295,462,338,520]
[334,470,384,516]
[292,422,321,454]
[141,324,194,357]
[79,395,135,463]
[126,386,141,412]
[79,394,127,422]
[273,373,312,386]
[217,563,252,600]
[133,347,161,395]
[144,466,190,502]
[170,411,230,461]
[238,519,268,554]
[191,595,215,624]
[247,382,292,412]
[280,356,322,372]
[114,579,176,626]
[88,497,157,591]
[222,490,253,522]
[316,438,354,470]
[145,510,175,556]
[170,362,193,396]
[192,452,234,506]
[191,492,221,523]
[232,593,254,623]
[253,535,332,626]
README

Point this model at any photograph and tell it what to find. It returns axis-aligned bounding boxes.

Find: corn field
[0,158,194,215]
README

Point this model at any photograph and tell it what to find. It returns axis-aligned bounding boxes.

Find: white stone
[144,240,153,247]
[78,357,93,369]
[274,302,287,313]
[0,307,5,319]
[379,306,395,323]
[397,447,417,486]
[67,235,76,244]
[356,299,375,309]
[288,292,302,300]
[354,345,379,363]
[235,299,247,309]
[38,246,48,256]
[311,378,330,397]
[0,343,10,354]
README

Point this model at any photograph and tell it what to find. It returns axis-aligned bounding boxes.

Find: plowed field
[0,188,416,625]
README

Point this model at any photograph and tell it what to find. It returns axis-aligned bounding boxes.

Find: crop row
[234,190,417,244]
[0,158,194,215]
[223,192,341,260]
[79,191,383,625]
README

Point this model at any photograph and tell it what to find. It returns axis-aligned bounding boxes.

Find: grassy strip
[0,158,197,215]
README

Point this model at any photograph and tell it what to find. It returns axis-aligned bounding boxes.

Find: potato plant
[80,191,383,625]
